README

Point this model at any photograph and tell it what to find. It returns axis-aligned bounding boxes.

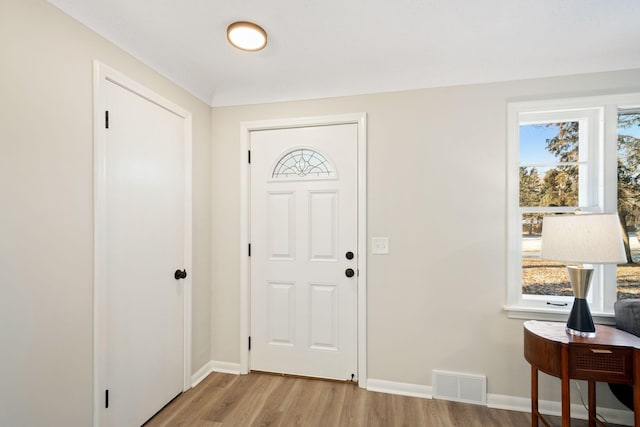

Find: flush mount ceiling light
[227,21,267,52]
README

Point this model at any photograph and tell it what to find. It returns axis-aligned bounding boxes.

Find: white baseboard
[486,393,530,412]
[366,378,432,399]
[487,393,634,426]
[210,360,242,375]
[191,360,215,387]
[190,360,241,387]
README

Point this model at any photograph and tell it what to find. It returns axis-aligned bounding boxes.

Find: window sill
[504,305,615,325]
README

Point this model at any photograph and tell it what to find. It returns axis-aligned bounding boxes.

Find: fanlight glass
[272,148,334,179]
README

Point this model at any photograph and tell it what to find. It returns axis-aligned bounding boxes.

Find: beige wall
[3,0,640,424]
[0,1,211,426]
[211,69,640,408]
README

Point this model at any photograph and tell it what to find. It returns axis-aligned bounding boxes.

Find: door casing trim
[93,61,193,426]
[239,113,367,387]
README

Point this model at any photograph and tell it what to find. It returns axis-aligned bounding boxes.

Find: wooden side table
[523,320,640,427]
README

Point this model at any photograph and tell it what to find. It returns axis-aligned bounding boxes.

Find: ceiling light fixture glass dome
[227,21,267,51]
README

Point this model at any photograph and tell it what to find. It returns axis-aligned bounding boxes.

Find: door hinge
[105,110,109,129]
[105,389,109,408]
[248,336,251,351]
[248,150,251,163]
[248,243,251,257]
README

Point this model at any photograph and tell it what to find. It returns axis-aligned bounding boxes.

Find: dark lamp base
[566,298,596,338]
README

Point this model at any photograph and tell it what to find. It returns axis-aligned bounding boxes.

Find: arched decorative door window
[271,148,336,180]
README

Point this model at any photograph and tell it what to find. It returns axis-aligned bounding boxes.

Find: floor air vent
[432,370,487,405]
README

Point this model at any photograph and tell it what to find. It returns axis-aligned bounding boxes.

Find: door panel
[309,283,338,350]
[250,124,357,380]
[309,191,338,261]
[267,281,296,345]
[268,192,295,260]
[104,80,186,426]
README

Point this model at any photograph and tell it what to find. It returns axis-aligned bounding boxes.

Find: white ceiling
[49,0,640,107]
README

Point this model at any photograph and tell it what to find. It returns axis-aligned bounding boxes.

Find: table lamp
[540,213,626,338]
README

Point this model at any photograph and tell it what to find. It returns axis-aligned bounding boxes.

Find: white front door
[250,124,358,381]
[97,69,190,426]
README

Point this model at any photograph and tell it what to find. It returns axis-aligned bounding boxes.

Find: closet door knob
[174,269,187,280]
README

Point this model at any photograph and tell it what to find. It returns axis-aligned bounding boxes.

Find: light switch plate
[372,237,389,254]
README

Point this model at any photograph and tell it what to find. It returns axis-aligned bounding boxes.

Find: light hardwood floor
[143,372,620,426]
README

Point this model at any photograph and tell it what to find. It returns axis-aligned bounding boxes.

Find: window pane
[521,214,572,296]
[519,122,579,164]
[519,121,580,208]
[519,165,578,207]
[522,257,572,296]
[618,263,640,299]
[616,111,640,299]
[272,148,335,179]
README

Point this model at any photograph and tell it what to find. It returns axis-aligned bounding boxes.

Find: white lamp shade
[540,213,626,264]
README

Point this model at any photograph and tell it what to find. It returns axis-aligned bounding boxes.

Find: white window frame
[506,93,640,322]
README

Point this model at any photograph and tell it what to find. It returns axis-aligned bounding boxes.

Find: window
[272,148,335,179]
[507,94,640,319]
[617,109,640,299]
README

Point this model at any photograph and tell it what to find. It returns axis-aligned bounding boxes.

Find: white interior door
[101,76,188,426]
[250,124,358,381]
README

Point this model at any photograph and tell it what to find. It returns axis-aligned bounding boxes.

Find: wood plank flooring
[143,372,620,426]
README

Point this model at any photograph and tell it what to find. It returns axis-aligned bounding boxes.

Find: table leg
[531,365,538,427]
[588,381,595,427]
[561,346,570,427]
[634,350,640,427]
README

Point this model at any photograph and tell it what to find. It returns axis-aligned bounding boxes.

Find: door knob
[174,269,187,280]
[345,251,354,260]
[345,268,355,278]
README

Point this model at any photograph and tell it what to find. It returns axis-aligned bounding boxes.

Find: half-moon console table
[524,320,640,427]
